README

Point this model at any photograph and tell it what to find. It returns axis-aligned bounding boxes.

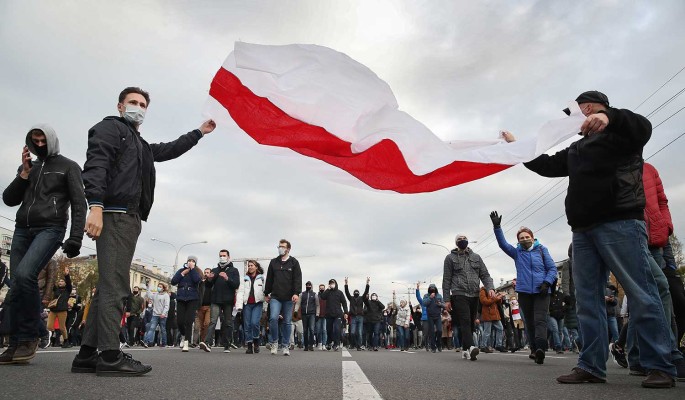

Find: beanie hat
[187,255,198,263]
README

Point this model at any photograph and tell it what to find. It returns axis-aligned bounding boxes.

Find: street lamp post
[151,238,208,272]
[421,241,450,252]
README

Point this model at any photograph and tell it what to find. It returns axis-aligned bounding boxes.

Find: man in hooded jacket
[320,279,348,351]
[1,125,86,365]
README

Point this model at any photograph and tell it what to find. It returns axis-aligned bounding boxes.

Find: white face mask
[371,296,377,301]
[123,104,146,125]
[278,247,287,256]
[219,256,228,264]
[329,284,335,289]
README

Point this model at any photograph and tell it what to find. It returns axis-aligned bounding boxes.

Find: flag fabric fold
[206,42,585,193]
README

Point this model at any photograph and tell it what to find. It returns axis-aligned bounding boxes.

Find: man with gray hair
[443,233,495,361]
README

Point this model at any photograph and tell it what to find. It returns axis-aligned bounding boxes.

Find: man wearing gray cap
[507,91,676,388]
[443,233,494,361]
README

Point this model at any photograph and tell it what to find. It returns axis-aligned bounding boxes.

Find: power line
[645,87,685,119]
[635,65,685,110]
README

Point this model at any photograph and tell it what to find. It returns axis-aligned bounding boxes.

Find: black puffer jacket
[82,116,203,221]
[320,280,348,318]
[3,124,86,240]
[344,284,369,316]
[524,107,650,230]
[207,263,240,305]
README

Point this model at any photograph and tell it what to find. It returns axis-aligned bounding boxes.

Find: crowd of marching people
[0,86,684,389]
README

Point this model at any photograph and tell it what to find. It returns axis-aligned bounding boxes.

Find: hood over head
[428,283,438,293]
[328,279,338,290]
[26,124,60,158]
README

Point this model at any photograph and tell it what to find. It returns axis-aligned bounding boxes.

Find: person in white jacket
[143,282,170,347]
[242,260,265,354]
[396,299,412,352]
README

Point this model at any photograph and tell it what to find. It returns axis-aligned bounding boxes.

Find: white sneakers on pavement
[270,345,278,355]
[182,340,189,352]
[283,348,290,356]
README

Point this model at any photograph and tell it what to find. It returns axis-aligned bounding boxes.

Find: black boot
[246,342,254,354]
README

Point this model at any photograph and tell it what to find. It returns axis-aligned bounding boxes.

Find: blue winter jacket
[494,227,557,294]
[171,265,202,301]
[415,289,427,321]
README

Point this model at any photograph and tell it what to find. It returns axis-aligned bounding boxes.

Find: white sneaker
[318,344,323,351]
[462,350,469,359]
[469,346,479,361]
[270,344,278,355]
[182,340,189,352]
[283,348,290,356]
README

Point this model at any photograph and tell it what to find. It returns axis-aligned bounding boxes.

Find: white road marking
[342,348,352,357]
[342,360,383,400]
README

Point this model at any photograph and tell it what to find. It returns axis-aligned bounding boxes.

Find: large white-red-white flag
[205,42,584,193]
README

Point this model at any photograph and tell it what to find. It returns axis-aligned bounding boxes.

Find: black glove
[490,211,502,228]
[62,237,82,258]
[539,282,550,294]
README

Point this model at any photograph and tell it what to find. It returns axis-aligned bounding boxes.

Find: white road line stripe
[342,360,383,400]
[342,348,352,357]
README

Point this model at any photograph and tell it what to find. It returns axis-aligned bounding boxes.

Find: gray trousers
[81,213,141,351]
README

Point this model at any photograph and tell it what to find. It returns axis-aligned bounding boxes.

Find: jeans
[626,247,683,369]
[126,315,142,345]
[567,327,580,351]
[607,316,619,342]
[547,316,563,350]
[243,302,263,343]
[518,292,550,351]
[206,303,233,347]
[350,315,364,348]
[326,317,341,347]
[370,322,381,348]
[7,226,65,343]
[573,219,676,378]
[268,299,293,345]
[81,213,141,352]
[315,317,327,346]
[396,325,409,349]
[426,317,442,350]
[144,315,167,345]
[301,314,315,348]
[482,320,503,348]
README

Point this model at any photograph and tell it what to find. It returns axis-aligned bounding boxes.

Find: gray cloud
[1,0,684,303]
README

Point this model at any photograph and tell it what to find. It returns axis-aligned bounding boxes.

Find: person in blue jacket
[170,255,202,353]
[422,284,444,354]
[490,211,557,365]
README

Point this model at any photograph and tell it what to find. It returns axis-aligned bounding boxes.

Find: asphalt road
[1,346,683,399]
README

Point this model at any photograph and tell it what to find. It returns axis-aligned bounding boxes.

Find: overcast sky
[1,0,684,304]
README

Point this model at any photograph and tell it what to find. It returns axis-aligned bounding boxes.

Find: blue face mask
[456,240,468,250]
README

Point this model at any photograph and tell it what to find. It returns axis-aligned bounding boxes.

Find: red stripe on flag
[209,67,511,193]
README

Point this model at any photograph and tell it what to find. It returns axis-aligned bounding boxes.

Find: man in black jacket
[72,87,215,377]
[344,276,369,351]
[298,281,318,351]
[320,279,348,351]
[264,239,302,356]
[508,90,676,387]
[200,249,240,353]
[1,124,86,365]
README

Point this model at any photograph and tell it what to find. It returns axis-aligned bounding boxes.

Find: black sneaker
[199,342,211,353]
[61,342,73,349]
[71,352,98,373]
[630,366,648,376]
[535,349,545,365]
[609,342,628,368]
[254,344,260,354]
[39,336,50,350]
[95,352,152,377]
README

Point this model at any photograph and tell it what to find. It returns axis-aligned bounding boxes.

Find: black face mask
[354,292,360,297]
[35,145,48,159]
[456,240,468,250]
[306,286,312,291]
[133,291,139,295]
[319,289,324,293]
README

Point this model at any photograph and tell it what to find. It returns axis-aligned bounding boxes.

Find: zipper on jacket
[52,197,58,216]
[26,162,46,226]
